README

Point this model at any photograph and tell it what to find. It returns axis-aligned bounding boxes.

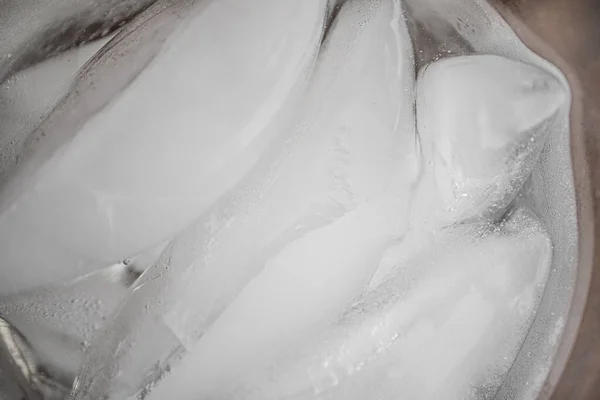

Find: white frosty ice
[228,208,552,400]
[0,0,327,295]
[413,54,567,225]
[70,0,417,399]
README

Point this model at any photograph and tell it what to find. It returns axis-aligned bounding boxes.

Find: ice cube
[70,0,417,398]
[144,201,399,400]
[157,0,417,351]
[0,0,156,81]
[236,207,551,400]
[0,37,111,296]
[414,54,567,224]
[0,0,327,295]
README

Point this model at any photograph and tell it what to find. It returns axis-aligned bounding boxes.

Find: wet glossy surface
[0,0,597,399]
[499,0,600,398]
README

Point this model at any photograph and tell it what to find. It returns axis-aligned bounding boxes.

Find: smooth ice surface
[0,37,111,296]
[414,54,567,225]
[70,1,417,399]
[0,0,156,81]
[225,208,551,400]
[0,0,327,295]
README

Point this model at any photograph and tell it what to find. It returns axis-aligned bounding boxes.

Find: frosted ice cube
[414,54,567,224]
[236,207,551,400]
[0,0,327,295]
[70,0,416,398]
[0,0,156,81]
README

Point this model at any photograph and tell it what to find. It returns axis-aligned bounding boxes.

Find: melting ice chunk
[414,54,567,224]
[0,0,327,295]
[233,207,551,400]
[70,0,417,399]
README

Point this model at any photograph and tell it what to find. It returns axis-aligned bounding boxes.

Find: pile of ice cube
[0,0,570,399]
